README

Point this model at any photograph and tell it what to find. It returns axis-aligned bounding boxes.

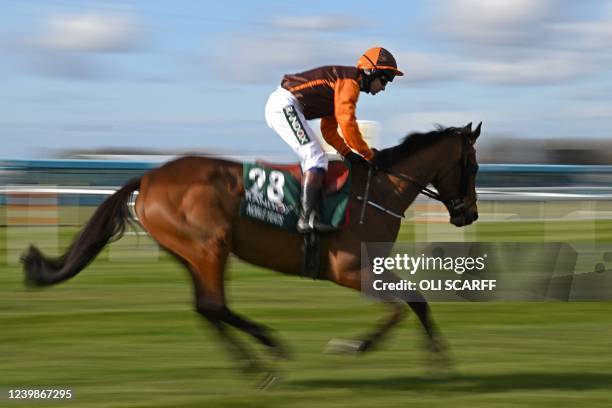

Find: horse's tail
[22,177,141,287]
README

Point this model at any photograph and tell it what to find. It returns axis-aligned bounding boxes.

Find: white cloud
[271,15,362,31]
[33,13,142,52]
[432,0,612,61]
[433,0,559,45]
[447,0,554,25]
[551,21,612,50]
[5,12,145,79]
[460,51,594,85]
[203,2,611,88]
[208,34,362,83]
[208,36,456,85]
[420,1,612,86]
[391,49,593,86]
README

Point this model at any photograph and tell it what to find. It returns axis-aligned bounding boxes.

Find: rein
[356,167,445,221]
[378,168,442,201]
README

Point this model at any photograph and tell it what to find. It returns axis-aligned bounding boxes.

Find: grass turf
[1,221,612,407]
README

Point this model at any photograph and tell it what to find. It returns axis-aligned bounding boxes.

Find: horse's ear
[473,122,482,139]
[464,122,472,132]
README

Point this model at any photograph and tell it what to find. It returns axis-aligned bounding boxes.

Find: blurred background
[2,0,612,160]
[1,1,612,407]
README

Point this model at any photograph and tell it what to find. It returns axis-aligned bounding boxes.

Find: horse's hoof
[325,338,366,355]
[257,371,280,390]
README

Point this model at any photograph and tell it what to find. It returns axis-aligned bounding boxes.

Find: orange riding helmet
[357,47,404,80]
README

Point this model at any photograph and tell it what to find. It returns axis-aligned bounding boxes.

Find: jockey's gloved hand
[344,151,369,167]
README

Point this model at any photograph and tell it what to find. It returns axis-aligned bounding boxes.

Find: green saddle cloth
[240,162,351,232]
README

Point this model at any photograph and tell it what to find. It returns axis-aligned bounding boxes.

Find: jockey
[265,46,403,233]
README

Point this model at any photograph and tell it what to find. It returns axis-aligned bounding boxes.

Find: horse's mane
[377,125,461,168]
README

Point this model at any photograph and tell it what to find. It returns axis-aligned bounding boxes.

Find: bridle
[389,136,477,214]
[358,136,477,222]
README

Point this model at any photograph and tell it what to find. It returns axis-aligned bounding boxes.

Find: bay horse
[22,122,481,379]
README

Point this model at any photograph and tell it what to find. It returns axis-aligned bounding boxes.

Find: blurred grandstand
[2,133,612,233]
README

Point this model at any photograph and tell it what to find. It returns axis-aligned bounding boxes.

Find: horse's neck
[390,141,453,213]
[400,143,452,182]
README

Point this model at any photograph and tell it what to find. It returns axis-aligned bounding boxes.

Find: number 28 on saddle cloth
[240,161,352,232]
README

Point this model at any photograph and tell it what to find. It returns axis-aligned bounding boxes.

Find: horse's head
[431,122,481,227]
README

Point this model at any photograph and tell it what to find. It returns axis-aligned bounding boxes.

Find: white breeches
[265,86,328,172]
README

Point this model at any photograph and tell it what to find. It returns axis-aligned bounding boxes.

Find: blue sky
[1,0,612,159]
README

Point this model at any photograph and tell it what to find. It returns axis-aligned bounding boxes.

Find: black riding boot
[297,169,337,233]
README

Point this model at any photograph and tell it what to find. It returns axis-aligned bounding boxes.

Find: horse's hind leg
[184,238,265,373]
[196,303,262,373]
[185,239,288,372]
[156,229,261,373]
[217,309,290,360]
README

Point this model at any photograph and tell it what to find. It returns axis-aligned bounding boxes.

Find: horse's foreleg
[327,301,406,354]
[405,295,446,353]
[406,298,453,374]
[357,302,406,352]
[368,269,449,357]
[327,267,406,354]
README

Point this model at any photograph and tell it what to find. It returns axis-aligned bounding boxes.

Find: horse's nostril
[473,211,479,221]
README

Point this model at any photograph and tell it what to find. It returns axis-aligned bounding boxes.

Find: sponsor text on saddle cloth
[240,161,352,231]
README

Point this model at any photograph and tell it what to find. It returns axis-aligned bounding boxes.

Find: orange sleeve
[320,116,351,156]
[334,78,374,160]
